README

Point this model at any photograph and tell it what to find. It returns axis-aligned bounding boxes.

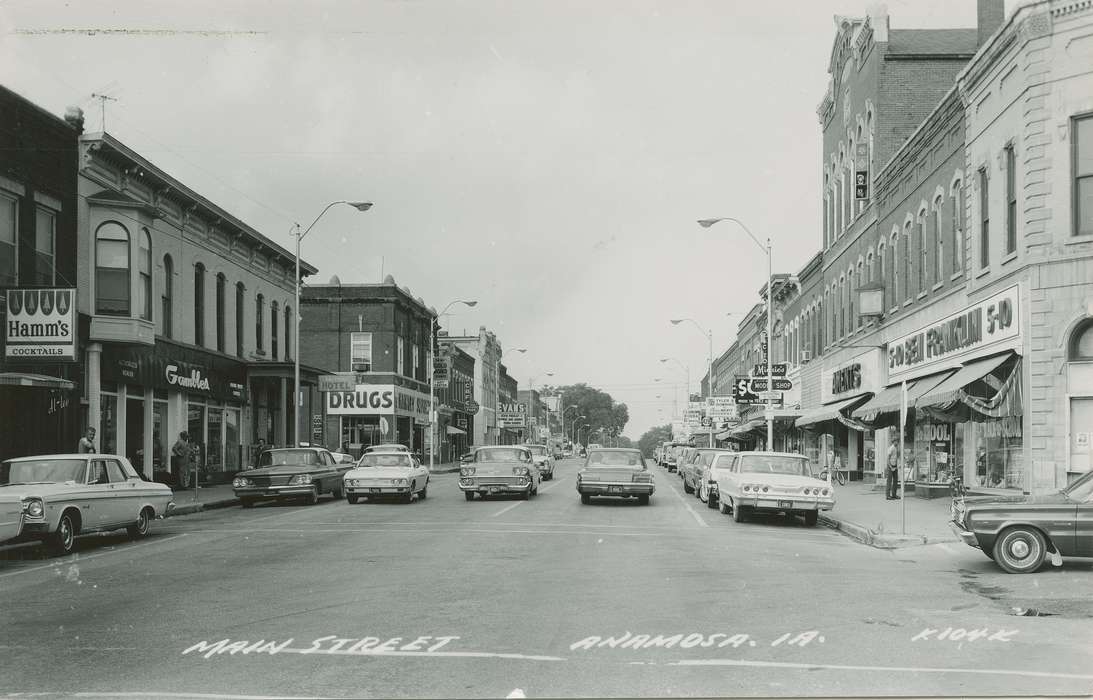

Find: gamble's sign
[5,288,76,362]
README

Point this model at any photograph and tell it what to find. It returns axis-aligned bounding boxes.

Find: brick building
[447,327,503,446]
[435,336,474,461]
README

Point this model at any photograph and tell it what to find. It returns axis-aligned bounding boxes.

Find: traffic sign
[752,363,787,377]
[757,390,782,400]
[749,378,793,391]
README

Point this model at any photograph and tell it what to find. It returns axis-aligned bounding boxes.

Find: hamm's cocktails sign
[888,285,1020,382]
[5,289,76,362]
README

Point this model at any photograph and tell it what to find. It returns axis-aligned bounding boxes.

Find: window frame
[194,263,206,346]
[235,282,246,358]
[162,254,173,338]
[271,300,279,360]
[397,336,406,376]
[215,273,226,353]
[136,227,151,320]
[94,221,131,316]
[255,293,265,353]
[1074,113,1093,237]
[951,178,965,277]
[0,192,17,287]
[933,195,945,286]
[350,332,373,372]
[978,167,990,270]
[33,205,57,286]
[1005,143,1017,255]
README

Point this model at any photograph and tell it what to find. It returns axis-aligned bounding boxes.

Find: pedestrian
[77,426,97,454]
[886,436,900,500]
[172,432,192,489]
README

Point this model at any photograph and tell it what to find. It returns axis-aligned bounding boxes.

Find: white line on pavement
[492,501,525,517]
[538,477,567,493]
[274,647,566,662]
[0,534,190,580]
[152,526,677,537]
[664,478,709,528]
[69,693,323,699]
[672,657,1093,681]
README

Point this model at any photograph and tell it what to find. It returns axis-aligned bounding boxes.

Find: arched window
[918,207,928,296]
[235,283,245,358]
[877,241,886,310]
[890,231,900,306]
[216,273,226,353]
[194,263,206,346]
[162,254,173,338]
[271,301,279,360]
[951,178,964,276]
[903,220,913,301]
[854,261,863,329]
[95,222,130,315]
[256,293,265,352]
[839,278,846,338]
[1070,319,1093,361]
[934,195,945,286]
[138,229,152,321]
[284,305,292,360]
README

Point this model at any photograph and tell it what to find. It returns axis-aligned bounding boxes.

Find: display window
[913,420,963,485]
[973,416,1023,490]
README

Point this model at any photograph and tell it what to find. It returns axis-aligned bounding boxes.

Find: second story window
[194,263,206,346]
[350,332,372,372]
[255,294,264,352]
[136,228,151,320]
[1077,115,1093,237]
[979,167,990,269]
[0,194,15,286]
[235,283,245,358]
[271,301,279,360]
[284,305,292,360]
[951,180,964,275]
[397,337,405,375]
[34,207,56,286]
[1005,144,1017,255]
[413,343,420,380]
[95,221,130,316]
[215,274,226,353]
[162,254,173,338]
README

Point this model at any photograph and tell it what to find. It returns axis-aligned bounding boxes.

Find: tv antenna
[90,93,118,131]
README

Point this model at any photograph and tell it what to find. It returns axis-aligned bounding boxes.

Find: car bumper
[459,480,532,494]
[345,485,412,495]
[734,496,834,512]
[577,482,654,496]
[233,486,316,499]
[949,521,980,548]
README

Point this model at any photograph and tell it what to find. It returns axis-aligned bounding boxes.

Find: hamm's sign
[888,285,1020,382]
[5,289,76,362]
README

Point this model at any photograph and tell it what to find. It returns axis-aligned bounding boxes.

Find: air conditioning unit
[352,362,369,372]
[800,351,812,364]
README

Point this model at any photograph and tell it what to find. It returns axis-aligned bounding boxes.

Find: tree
[555,383,629,444]
[638,424,673,458]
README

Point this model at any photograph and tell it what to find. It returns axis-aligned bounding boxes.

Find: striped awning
[795,394,872,429]
[0,372,75,390]
[729,418,765,438]
[851,371,955,424]
[915,352,1013,410]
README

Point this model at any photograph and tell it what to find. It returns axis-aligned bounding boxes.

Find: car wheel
[127,507,153,538]
[347,494,359,504]
[683,480,693,495]
[718,498,731,515]
[638,495,650,506]
[240,497,256,508]
[706,492,718,509]
[804,511,819,527]
[993,526,1048,574]
[419,481,428,500]
[332,484,343,500]
[581,494,591,505]
[464,491,475,501]
[404,483,415,504]
[732,504,748,523]
[47,511,78,556]
[306,486,319,505]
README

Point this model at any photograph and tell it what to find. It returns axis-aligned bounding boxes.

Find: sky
[0,0,1011,439]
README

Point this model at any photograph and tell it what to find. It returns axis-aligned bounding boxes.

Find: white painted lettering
[911,628,938,641]
[620,634,650,649]
[303,635,337,653]
[679,634,705,649]
[937,627,952,641]
[400,636,433,652]
[948,629,967,642]
[966,628,990,642]
[598,632,632,649]
[570,636,601,651]
[183,639,231,658]
[719,634,750,649]
[427,636,460,652]
[347,637,381,654]
[224,640,251,655]
[787,631,820,647]
[988,630,1017,642]
[326,638,356,652]
[241,640,267,655]
[701,634,727,648]
[642,634,683,649]
[374,637,403,653]
[770,633,790,647]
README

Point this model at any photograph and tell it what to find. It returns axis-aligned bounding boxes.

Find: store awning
[915,352,1013,410]
[0,372,75,390]
[795,394,872,429]
[445,425,466,436]
[851,371,956,424]
[729,418,765,438]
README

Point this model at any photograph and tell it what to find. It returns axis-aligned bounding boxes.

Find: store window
[974,417,1022,490]
[1073,114,1093,236]
[99,383,118,455]
[194,263,206,346]
[914,420,962,485]
[162,255,173,338]
[1068,319,1093,476]
[216,274,226,353]
[0,193,16,286]
[350,332,372,372]
[34,207,56,286]
[95,222,130,315]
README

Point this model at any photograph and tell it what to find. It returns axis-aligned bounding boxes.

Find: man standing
[77,427,97,453]
[886,436,900,500]
[172,432,192,489]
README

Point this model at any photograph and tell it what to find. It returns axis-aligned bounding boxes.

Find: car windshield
[738,455,812,477]
[356,454,413,468]
[0,459,86,485]
[259,449,321,466]
[476,448,531,463]
[586,451,642,468]
[527,446,547,455]
[367,445,408,453]
[1063,469,1093,501]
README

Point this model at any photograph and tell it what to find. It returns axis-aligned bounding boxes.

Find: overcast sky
[0,0,1014,439]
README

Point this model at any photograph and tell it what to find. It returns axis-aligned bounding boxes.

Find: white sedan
[0,454,174,556]
[713,451,834,526]
[343,452,429,504]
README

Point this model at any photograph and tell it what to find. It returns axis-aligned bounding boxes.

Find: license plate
[489,487,501,494]
[609,486,621,492]
[777,500,792,508]
[370,488,382,494]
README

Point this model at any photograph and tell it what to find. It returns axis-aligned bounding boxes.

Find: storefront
[96,339,246,483]
[325,379,433,456]
[851,285,1025,494]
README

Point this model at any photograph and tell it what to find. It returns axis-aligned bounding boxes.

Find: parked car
[232,447,351,507]
[950,468,1093,574]
[525,444,555,480]
[676,447,698,482]
[682,448,732,496]
[459,446,540,501]
[713,451,834,526]
[363,443,411,455]
[343,451,429,504]
[665,443,687,473]
[576,448,653,505]
[331,452,357,465]
[0,454,175,556]
[700,452,739,509]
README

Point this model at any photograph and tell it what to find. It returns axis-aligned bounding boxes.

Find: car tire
[419,481,428,500]
[992,526,1048,574]
[306,486,319,505]
[347,494,359,504]
[683,480,693,495]
[804,511,819,527]
[732,504,748,523]
[706,492,718,509]
[718,498,731,515]
[332,484,343,500]
[240,497,256,508]
[127,507,153,538]
[404,484,415,504]
[47,511,78,556]
[581,494,591,505]
[638,495,650,506]
[520,489,530,501]
[464,491,475,501]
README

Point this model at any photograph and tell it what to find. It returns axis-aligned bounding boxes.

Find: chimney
[866,3,889,43]
[978,0,1005,47]
[63,106,84,133]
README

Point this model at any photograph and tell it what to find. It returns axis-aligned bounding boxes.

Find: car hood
[0,482,85,501]
[963,491,1072,509]
[344,467,415,480]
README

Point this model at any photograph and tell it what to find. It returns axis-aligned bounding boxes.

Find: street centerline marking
[492,501,525,517]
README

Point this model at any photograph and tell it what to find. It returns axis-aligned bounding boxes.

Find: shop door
[188,403,206,481]
[1070,397,1093,474]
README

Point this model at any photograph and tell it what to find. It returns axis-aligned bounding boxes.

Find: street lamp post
[562,405,578,449]
[698,217,774,449]
[670,318,714,447]
[572,415,586,445]
[431,299,478,469]
[294,200,372,448]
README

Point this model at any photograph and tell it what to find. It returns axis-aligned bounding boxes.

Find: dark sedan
[232,447,351,507]
[950,468,1093,573]
[576,448,654,505]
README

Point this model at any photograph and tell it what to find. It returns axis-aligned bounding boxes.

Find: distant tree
[638,424,673,458]
[555,383,629,444]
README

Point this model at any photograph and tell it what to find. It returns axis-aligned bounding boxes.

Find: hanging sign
[4,288,76,362]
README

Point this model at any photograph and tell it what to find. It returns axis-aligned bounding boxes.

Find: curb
[818,512,958,549]
[169,497,239,517]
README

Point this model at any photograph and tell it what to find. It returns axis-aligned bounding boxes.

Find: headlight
[761,486,769,493]
[393,478,408,487]
[512,466,529,476]
[345,479,358,487]
[821,487,830,496]
[742,485,751,492]
[232,477,254,487]
[460,466,476,476]
[291,474,312,485]
[459,477,473,486]
[22,498,44,518]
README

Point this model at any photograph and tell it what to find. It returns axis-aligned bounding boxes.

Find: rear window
[586,451,643,468]
[476,448,531,463]
[738,455,812,476]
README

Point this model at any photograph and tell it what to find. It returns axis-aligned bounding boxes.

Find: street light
[660,357,690,414]
[562,405,579,448]
[572,415,586,444]
[525,371,553,443]
[294,200,372,447]
[504,347,528,356]
[430,299,478,469]
[670,318,714,447]
[698,216,774,449]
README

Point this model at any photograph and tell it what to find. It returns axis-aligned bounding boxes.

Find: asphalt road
[2,457,1092,699]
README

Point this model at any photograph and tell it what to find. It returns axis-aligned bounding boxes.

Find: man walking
[172,432,192,489]
[886,436,900,500]
[77,427,97,453]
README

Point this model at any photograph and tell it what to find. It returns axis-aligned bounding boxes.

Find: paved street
[2,458,1091,699]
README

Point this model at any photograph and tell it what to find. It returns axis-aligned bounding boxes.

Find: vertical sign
[855,142,869,200]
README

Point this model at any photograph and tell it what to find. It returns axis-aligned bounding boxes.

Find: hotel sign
[5,289,76,362]
[888,285,1020,382]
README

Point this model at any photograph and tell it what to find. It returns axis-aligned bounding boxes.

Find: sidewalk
[819,483,959,549]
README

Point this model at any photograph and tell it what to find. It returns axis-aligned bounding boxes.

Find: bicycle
[949,474,967,498]
[817,465,847,486]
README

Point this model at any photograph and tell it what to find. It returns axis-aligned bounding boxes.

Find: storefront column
[168,391,187,476]
[143,387,154,479]
[86,342,102,441]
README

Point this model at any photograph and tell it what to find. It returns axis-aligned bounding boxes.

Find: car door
[103,459,136,526]
[84,459,117,529]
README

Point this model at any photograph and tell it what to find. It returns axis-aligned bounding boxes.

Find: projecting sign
[752,363,787,377]
[4,288,76,362]
[733,376,760,404]
[498,402,527,428]
[706,396,738,421]
[318,374,356,392]
[433,356,450,389]
[749,378,793,391]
